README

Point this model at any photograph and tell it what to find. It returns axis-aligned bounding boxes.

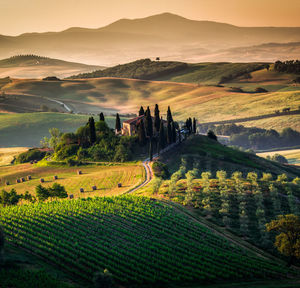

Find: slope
[0,196,293,286]
[0,55,103,79]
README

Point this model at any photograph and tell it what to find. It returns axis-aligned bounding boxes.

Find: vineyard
[151,167,300,254]
[0,196,294,286]
[0,163,144,198]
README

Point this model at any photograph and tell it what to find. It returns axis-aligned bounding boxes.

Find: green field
[0,162,144,198]
[257,149,300,165]
[1,64,300,132]
[0,113,126,147]
[0,196,294,286]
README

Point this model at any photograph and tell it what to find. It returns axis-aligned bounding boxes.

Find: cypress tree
[189,118,192,134]
[145,106,153,138]
[89,117,96,145]
[167,118,172,145]
[99,112,105,122]
[154,104,160,133]
[138,119,146,146]
[158,117,165,151]
[167,106,173,123]
[193,117,196,133]
[139,106,145,116]
[178,128,182,143]
[115,113,121,132]
[171,121,176,143]
[149,139,153,161]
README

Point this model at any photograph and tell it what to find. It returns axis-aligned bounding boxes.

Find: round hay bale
[69,194,74,199]
[118,183,122,188]
[77,170,82,175]
[16,179,20,183]
[27,175,32,180]
[34,160,38,163]
[21,177,25,182]
[40,178,44,183]
[79,188,84,193]
[54,175,58,180]
[92,186,97,191]
[5,181,9,186]
[30,160,34,164]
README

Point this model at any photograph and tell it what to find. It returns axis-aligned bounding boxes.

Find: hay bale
[30,160,34,164]
[34,160,37,163]
[69,194,74,199]
[5,181,9,186]
[77,170,82,175]
[118,183,122,188]
[54,175,58,180]
[21,177,25,182]
[79,188,84,193]
[16,179,20,183]
[92,186,97,191]
[27,175,32,180]
[40,178,44,183]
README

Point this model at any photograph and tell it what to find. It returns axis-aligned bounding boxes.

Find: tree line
[274,60,300,74]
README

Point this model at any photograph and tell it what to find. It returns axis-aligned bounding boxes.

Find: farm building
[121,115,166,136]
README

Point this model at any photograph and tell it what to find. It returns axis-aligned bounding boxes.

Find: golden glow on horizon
[1,0,300,35]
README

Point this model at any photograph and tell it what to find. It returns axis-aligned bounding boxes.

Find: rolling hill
[0,55,104,79]
[1,13,300,65]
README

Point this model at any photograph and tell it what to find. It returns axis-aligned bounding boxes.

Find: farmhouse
[121,115,166,136]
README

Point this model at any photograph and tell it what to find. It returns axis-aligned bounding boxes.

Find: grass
[0,162,144,198]
[0,147,28,166]
[257,149,300,165]
[0,196,294,286]
[159,135,300,178]
[0,113,126,147]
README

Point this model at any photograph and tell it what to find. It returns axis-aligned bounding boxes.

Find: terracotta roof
[123,115,144,125]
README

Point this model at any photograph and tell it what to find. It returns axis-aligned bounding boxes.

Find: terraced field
[0,163,144,198]
[0,196,293,285]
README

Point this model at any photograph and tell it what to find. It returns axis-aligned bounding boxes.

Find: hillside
[0,55,103,79]
[159,135,300,178]
[1,13,300,65]
[0,196,294,286]
[1,62,300,132]
[0,113,127,147]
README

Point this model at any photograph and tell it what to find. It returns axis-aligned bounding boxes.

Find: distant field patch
[0,163,144,198]
[257,149,300,165]
[0,147,28,166]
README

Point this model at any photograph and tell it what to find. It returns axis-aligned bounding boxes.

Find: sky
[1,0,300,36]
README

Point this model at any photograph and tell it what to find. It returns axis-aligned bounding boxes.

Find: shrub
[255,87,268,93]
[271,154,288,164]
[17,149,46,163]
[152,161,170,179]
[55,144,79,160]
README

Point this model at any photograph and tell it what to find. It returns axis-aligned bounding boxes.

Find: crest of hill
[69,58,189,80]
[160,135,300,178]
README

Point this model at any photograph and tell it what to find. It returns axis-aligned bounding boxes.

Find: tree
[145,106,153,138]
[171,121,176,143]
[207,130,218,141]
[99,112,105,122]
[167,118,172,145]
[158,118,165,151]
[138,119,146,146]
[89,117,96,145]
[149,139,153,161]
[139,106,145,116]
[0,189,22,206]
[266,214,300,265]
[36,185,50,201]
[167,106,173,123]
[49,183,68,199]
[154,104,160,133]
[193,118,197,134]
[48,128,62,149]
[115,113,121,133]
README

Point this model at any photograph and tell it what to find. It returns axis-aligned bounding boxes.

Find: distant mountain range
[0,55,104,78]
[1,13,300,65]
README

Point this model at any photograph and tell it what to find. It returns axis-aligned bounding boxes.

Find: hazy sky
[1,0,300,36]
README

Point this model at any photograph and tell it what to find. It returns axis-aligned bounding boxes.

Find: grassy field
[0,162,144,198]
[0,196,294,286]
[0,147,28,166]
[158,135,300,178]
[0,113,126,147]
[257,149,300,165]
